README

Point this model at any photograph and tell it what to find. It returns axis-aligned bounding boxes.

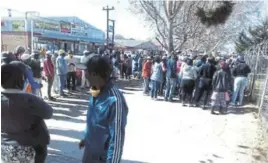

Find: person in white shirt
[80,50,90,89]
[65,52,76,91]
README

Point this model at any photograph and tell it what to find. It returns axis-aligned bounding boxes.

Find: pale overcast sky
[0,0,154,40]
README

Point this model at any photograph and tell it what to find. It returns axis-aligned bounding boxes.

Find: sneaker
[48,97,56,101]
[229,102,236,106]
[60,93,67,97]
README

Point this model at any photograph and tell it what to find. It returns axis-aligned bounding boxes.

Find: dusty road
[44,80,266,163]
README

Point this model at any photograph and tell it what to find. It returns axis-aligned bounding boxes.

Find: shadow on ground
[47,90,90,123]
[227,105,258,115]
[115,79,143,92]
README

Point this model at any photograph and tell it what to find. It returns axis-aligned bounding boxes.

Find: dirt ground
[44,79,268,163]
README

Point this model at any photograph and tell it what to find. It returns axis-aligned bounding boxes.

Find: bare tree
[130,0,263,54]
[133,0,184,53]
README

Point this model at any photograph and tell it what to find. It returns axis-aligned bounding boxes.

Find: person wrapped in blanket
[20,53,43,95]
[1,64,53,163]
[211,61,232,114]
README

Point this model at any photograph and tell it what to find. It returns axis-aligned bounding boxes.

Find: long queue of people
[1,46,129,163]
[1,47,94,101]
[140,54,251,114]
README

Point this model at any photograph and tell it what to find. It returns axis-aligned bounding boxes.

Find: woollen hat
[21,53,31,61]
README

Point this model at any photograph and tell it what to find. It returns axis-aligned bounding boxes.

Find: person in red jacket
[43,51,55,101]
[142,56,152,94]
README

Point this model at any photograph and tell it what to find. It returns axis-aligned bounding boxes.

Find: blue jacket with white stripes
[84,81,128,163]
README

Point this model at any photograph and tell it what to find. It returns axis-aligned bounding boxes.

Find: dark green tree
[235,19,268,52]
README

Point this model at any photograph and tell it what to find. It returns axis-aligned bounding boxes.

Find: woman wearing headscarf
[179,59,197,106]
[1,64,53,163]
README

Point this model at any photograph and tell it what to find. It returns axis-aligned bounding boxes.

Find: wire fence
[244,40,268,132]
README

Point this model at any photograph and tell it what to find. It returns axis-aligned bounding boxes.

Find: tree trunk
[168,20,174,54]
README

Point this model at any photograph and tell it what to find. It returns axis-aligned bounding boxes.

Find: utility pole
[109,19,115,48]
[102,5,114,48]
[8,9,12,17]
[25,11,39,54]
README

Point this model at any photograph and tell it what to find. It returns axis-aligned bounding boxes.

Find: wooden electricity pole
[102,5,114,47]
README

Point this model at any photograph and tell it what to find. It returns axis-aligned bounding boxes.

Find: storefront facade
[1,16,105,55]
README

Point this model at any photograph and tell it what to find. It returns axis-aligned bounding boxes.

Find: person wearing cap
[20,53,42,95]
[52,51,59,93]
[56,49,68,96]
[43,51,55,101]
[65,52,76,92]
[142,56,152,95]
[14,46,25,60]
[230,55,251,106]
[80,50,90,89]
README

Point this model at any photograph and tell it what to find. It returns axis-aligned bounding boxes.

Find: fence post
[249,46,260,100]
[259,69,268,118]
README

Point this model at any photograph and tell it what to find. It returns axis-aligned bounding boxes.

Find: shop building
[1,16,105,55]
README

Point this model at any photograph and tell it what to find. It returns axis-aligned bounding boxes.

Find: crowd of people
[1,46,128,163]
[134,53,251,114]
[1,45,252,163]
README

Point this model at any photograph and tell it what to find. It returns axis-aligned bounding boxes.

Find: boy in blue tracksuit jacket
[79,54,128,163]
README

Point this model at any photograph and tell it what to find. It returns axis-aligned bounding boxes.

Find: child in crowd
[211,61,231,114]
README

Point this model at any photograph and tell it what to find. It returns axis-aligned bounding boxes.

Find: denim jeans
[165,77,177,100]
[143,77,150,94]
[231,77,248,105]
[58,75,66,95]
[151,80,161,98]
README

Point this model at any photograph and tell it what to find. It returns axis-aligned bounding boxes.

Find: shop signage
[34,20,60,32]
[60,21,71,33]
[71,23,88,36]
[12,20,25,31]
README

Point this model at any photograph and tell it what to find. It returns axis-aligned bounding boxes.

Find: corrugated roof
[114,39,144,47]
[115,39,161,50]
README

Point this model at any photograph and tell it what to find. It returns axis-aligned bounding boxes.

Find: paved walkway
[43,80,265,163]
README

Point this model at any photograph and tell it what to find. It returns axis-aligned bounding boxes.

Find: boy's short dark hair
[85,55,112,81]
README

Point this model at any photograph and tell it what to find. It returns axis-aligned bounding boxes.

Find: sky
[0,0,155,40]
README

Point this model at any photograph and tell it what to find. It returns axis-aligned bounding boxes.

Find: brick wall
[1,32,29,51]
